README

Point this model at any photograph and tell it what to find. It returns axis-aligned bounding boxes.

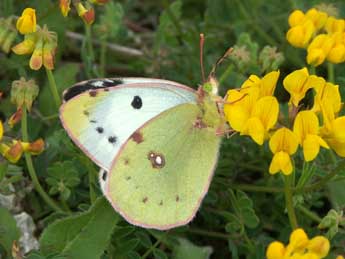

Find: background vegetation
[0,0,345,258]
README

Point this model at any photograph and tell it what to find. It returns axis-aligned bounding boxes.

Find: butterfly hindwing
[106,103,221,230]
[60,79,197,171]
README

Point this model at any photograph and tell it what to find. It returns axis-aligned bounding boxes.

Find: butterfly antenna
[199,33,206,84]
[209,47,233,79]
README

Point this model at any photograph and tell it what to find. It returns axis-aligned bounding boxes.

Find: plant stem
[284,174,298,229]
[230,183,283,193]
[327,62,335,83]
[21,106,63,213]
[187,228,231,240]
[141,232,168,259]
[219,65,233,85]
[45,69,61,108]
[100,39,107,77]
[297,205,322,223]
[299,161,345,192]
[309,65,316,75]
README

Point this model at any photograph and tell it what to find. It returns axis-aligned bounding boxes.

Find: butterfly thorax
[197,92,224,133]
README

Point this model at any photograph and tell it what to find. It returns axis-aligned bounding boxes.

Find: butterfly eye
[131,96,142,109]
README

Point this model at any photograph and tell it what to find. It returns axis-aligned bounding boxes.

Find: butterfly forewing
[60,80,197,171]
[106,103,221,230]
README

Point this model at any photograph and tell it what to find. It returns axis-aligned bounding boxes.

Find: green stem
[327,62,335,83]
[219,65,233,85]
[45,69,61,108]
[141,232,168,259]
[309,65,316,75]
[230,183,283,193]
[299,161,345,192]
[100,39,107,77]
[297,205,322,223]
[187,228,231,240]
[284,174,298,229]
[21,106,63,213]
[85,24,95,61]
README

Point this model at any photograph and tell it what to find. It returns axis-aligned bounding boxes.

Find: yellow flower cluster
[266,228,330,259]
[224,67,345,175]
[59,0,109,25]
[287,8,345,66]
[12,8,58,70]
[0,120,44,163]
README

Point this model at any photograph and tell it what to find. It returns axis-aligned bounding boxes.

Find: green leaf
[153,248,168,259]
[135,231,152,248]
[172,238,213,259]
[0,161,8,182]
[318,209,340,239]
[0,207,20,257]
[40,197,120,259]
[154,0,182,51]
[236,191,259,229]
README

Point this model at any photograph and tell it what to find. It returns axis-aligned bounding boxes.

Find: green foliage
[39,197,120,258]
[46,161,80,201]
[1,0,345,258]
[0,207,20,257]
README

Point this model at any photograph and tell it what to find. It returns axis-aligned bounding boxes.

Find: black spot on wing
[63,78,123,101]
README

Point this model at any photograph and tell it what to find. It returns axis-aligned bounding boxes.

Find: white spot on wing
[92,81,104,87]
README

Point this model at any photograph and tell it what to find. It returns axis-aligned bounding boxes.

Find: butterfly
[59,77,225,230]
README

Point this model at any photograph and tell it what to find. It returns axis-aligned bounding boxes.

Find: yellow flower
[241,96,279,145]
[307,236,330,258]
[59,0,71,17]
[20,139,45,155]
[266,241,285,259]
[307,34,334,66]
[224,72,279,145]
[312,81,341,114]
[293,111,329,162]
[224,87,259,132]
[241,70,280,97]
[327,32,345,64]
[325,16,345,34]
[305,8,328,30]
[286,20,315,48]
[269,127,299,175]
[283,68,324,107]
[336,256,345,259]
[288,10,305,27]
[12,33,37,55]
[0,141,23,163]
[76,2,95,25]
[320,101,345,157]
[266,229,331,259]
[16,8,36,35]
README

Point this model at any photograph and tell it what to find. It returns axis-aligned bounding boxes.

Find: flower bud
[0,142,23,163]
[29,38,43,70]
[43,40,57,70]
[59,0,71,17]
[2,31,17,53]
[16,8,36,35]
[286,20,315,48]
[325,16,345,34]
[288,10,305,27]
[21,138,44,155]
[8,108,23,128]
[76,3,95,25]
[11,77,39,111]
[12,32,37,55]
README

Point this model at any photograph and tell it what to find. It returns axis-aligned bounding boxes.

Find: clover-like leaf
[46,161,80,201]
